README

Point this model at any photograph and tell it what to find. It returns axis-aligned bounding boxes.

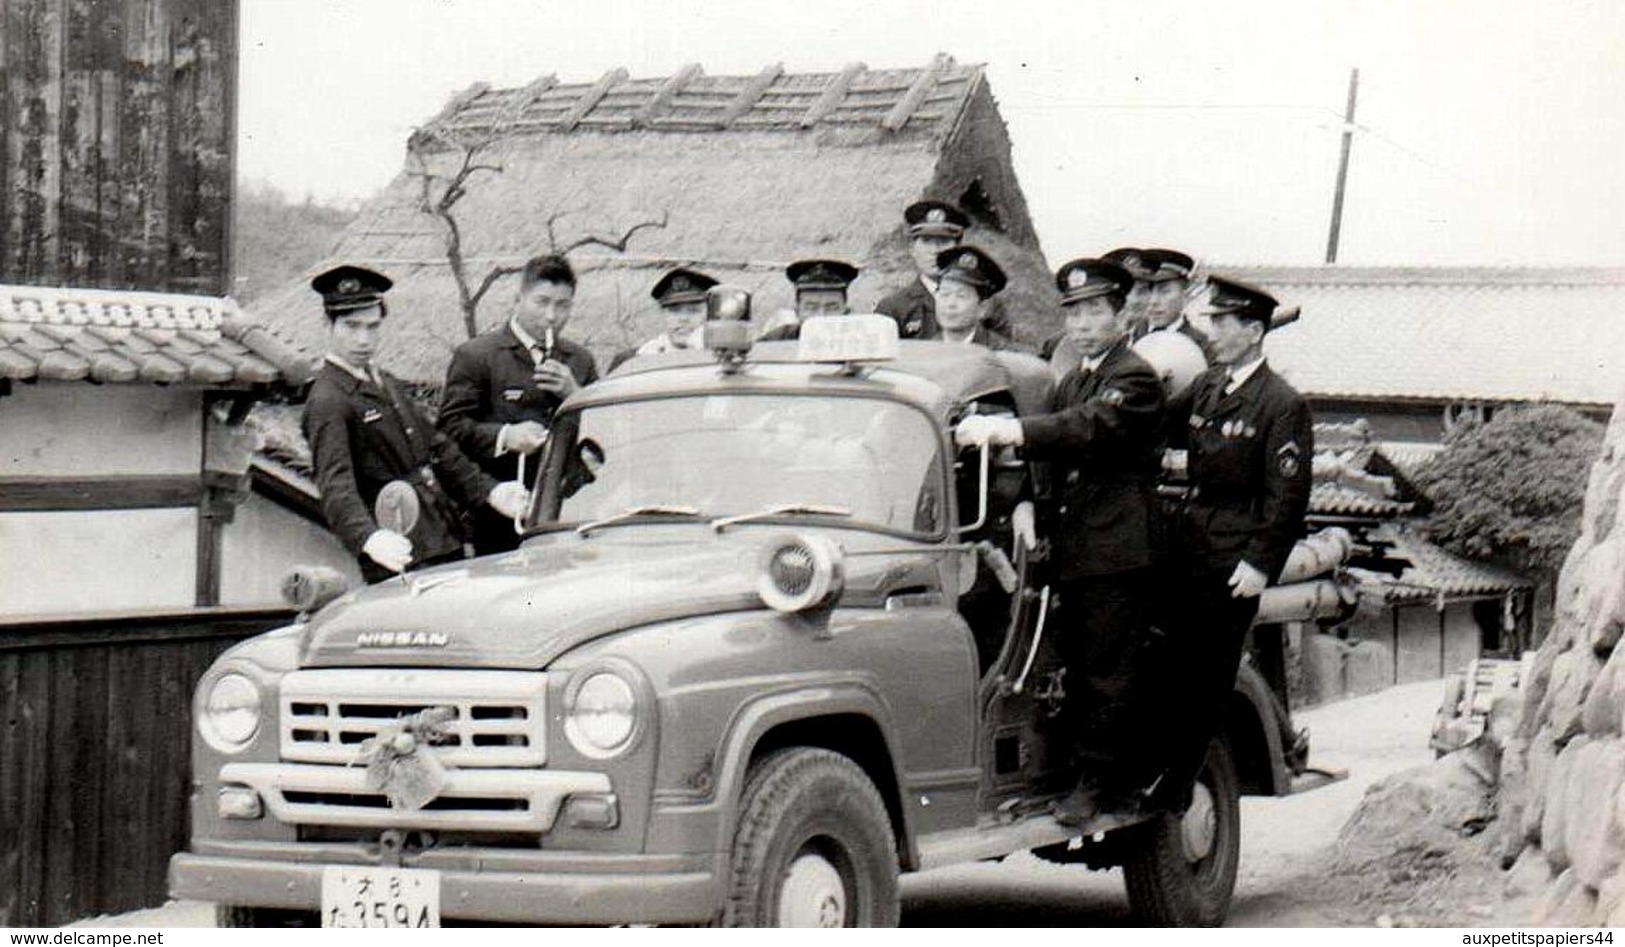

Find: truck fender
[707,682,918,869]
[1228,662,1290,796]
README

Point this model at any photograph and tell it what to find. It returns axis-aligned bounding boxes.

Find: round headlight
[758,534,844,612]
[565,672,638,758]
[201,672,262,753]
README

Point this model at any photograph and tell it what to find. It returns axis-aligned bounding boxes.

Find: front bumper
[170,842,722,925]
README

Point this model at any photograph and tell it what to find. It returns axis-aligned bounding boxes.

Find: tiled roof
[1218,266,1625,405]
[1310,482,1414,518]
[1356,527,1531,604]
[419,54,981,143]
[0,285,310,387]
[1375,440,1444,480]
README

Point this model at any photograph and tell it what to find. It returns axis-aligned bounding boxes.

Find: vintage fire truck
[169,305,1347,927]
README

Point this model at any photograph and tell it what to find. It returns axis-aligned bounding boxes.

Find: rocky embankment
[1492,402,1625,924]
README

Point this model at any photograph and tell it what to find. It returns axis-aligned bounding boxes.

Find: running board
[916,807,1155,871]
[1287,766,1348,795]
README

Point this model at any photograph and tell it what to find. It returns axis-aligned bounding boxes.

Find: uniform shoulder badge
[1277,440,1302,477]
[1100,388,1126,407]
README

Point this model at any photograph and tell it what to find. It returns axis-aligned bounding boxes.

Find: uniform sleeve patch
[1279,453,1300,477]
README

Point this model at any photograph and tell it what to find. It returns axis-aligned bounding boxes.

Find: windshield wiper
[710,504,853,533]
[576,505,703,536]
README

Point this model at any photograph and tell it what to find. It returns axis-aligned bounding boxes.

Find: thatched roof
[251,55,1058,383]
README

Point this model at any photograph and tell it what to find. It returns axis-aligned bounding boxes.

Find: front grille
[218,762,610,833]
[279,669,547,767]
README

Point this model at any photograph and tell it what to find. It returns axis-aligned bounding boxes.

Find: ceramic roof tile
[0,284,309,388]
[1218,266,1625,405]
[1356,527,1532,604]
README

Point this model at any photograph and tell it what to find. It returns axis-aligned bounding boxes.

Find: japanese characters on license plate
[321,866,441,928]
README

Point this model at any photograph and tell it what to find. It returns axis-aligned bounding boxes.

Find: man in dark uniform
[1102,247,1157,340]
[1154,274,1314,809]
[758,259,859,340]
[1139,248,1217,362]
[439,254,598,555]
[303,265,528,581]
[609,267,719,369]
[931,246,1028,352]
[876,200,1012,340]
[955,257,1166,824]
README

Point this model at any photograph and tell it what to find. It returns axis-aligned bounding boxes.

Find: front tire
[1121,734,1242,926]
[722,747,900,927]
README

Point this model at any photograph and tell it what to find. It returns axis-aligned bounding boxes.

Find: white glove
[955,414,1024,448]
[497,421,548,456]
[1011,500,1038,553]
[362,529,413,573]
[487,481,530,520]
[1228,560,1269,599]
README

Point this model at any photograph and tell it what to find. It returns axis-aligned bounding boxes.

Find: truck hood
[301,531,781,668]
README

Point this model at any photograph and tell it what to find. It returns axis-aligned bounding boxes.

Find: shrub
[1413,403,1604,581]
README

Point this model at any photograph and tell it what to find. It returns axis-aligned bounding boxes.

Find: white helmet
[1133,330,1208,400]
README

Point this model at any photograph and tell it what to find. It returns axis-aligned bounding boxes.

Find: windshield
[534,394,947,536]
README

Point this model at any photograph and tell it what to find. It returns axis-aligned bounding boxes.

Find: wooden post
[1324,67,1359,264]
[632,63,701,128]
[883,53,950,132]
[718,63,783,127]
[559,68,629,132]
[493,73,558,133]
[800,62,865,128]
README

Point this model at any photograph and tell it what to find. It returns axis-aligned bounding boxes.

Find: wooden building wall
[0,607,290,927]
[0,0,237,294]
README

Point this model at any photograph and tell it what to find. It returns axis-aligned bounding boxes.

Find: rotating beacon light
[702,285,753,366]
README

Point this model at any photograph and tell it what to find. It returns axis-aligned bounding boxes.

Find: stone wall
[1499,399,1625,924]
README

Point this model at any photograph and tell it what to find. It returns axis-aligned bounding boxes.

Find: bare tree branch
[413,135,670,344]
[558,211,671,255]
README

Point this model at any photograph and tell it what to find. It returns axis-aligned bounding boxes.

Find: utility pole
[1325,68,1360,264]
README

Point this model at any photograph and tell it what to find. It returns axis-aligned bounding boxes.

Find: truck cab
[171,313,1321,927]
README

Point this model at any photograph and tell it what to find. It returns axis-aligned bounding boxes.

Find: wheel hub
[778,850,847,927]
[1180,780,1217,863]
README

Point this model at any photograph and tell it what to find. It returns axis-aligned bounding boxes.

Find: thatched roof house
[252,55,1058,381]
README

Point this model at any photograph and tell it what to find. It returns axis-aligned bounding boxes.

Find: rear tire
[216,905,317,927]
[1121,734,1241,926]
[721,747,899,927]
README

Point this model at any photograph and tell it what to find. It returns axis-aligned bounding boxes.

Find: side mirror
[955,441,991,534]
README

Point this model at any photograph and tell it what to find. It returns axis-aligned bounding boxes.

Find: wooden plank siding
[0,0,236,294]
[0,607,291,927]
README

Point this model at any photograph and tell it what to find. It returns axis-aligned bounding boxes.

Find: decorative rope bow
[355,706,457,811]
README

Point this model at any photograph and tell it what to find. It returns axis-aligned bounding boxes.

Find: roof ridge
[418,55,984,140]
[1215,264,1625,286]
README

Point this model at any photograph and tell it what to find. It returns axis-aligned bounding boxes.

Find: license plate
[321,866,441,928]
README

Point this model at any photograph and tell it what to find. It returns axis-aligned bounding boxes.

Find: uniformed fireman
[1102,247,1157,340]
[876,199,1013,340]
[610,267,719,370]
[303,265,528,581]
[439,253,599,555]
[931,246,1027,352]
[955,257,1167,824]
[1154,274,1314,810]
[757,259,859,341]
[1138,248,1216,362]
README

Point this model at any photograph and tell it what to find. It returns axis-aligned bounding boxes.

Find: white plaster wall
[0,509,195,614]
[0,383,201,477]
[219,495,360,605]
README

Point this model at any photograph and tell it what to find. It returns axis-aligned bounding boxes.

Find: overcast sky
[237,0,1625,267]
